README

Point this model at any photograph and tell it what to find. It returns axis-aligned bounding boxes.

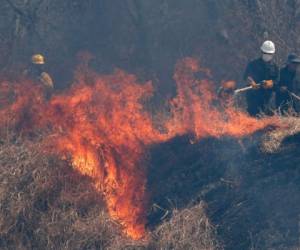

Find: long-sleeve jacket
[243,58,279,84]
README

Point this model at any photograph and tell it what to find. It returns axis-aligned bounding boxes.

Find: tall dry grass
[0,137,220,250]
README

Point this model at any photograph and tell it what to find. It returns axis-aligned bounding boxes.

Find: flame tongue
[166,58,279,139]
[47,70,158,239]
[0,58,280,240]
[66,145,147,239]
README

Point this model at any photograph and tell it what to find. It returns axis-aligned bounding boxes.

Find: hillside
[1,117,300,249]
[2,1,300,250]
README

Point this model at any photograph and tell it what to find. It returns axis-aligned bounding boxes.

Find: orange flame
[0,57,280,240]
[166,58,278,138]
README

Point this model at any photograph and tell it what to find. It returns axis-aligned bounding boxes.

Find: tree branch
[4,0,26,17]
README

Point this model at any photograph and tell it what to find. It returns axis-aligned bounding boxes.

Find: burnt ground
[1,122,300,249]
[147,131,300,250]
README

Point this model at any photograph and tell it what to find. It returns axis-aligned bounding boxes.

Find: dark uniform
[276,54,300,113]
[276,66,295,111]
[25,61,54,100]
[292,67,300,112]
[26,63,44,81]
[243,58,279,116]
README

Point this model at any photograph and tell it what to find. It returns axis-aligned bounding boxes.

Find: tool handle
[234,83,264,95]
[234,86,253,94]
[288,91,300,102]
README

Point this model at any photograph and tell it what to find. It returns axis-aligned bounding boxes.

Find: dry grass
[2,116,300,249]
[149,202,221,250]
[0,138,220,250]
[0,139,124,250]
[261,116,300,153]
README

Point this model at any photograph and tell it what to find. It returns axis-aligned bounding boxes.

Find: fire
[44,70,161,239]
[166,58,278,138]
[0,57,279,240]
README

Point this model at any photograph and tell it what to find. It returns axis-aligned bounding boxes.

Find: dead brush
[261,115,300,153]
[148,202,222,250]
[0,138,125,250]
[0,137,222,250]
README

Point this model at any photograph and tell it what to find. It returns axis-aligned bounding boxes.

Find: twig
[4,0,26,17]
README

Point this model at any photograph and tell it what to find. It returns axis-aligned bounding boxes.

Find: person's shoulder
[252,57,261,63]
[244,59,255,70]
[270,60,279,69]
[280,65,288,73]
[248,57,262,66]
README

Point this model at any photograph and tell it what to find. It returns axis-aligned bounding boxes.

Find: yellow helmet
[31,54,45,65]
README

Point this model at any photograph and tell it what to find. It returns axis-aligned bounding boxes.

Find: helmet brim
[290,59,300,64]
[261,49,275,54]
[33,61,45,65]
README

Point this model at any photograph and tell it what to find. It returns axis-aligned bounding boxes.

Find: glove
[247,77,260,90]
[280,86,288,92]
[263,80,273,89]
[250,81,260,90]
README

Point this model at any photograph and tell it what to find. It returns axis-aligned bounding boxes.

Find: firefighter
[25,54,54,99]
[243,40,279,116]
[276,53,300,113]
[293,66,300,113]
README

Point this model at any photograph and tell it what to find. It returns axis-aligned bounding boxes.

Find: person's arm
[292,68,300,93]
[272,65,280,86]
[243,62,251,82]
[277,68,289,92]
[243,62,260,89]
[262,64,279,89]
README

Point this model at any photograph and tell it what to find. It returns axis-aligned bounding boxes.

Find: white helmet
[261,40,275,54]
